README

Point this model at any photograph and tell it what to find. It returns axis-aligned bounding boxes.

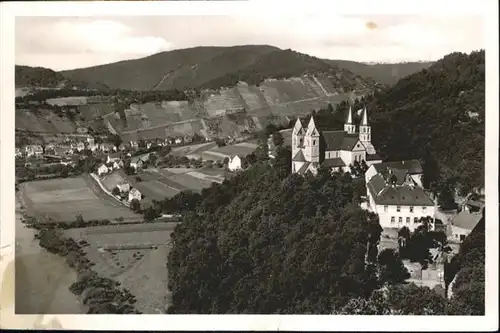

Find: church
[291,107,382,175]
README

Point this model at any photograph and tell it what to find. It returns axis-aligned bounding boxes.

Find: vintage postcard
[0,0,498,331]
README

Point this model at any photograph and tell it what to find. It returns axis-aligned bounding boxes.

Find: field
[64,222,179,313]
[173,141,258,161]
[20,176,142,223]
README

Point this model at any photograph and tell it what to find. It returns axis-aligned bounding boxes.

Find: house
[97,164,109,176]
[174,138,182,145]
[128,188,142,202]
[100,143,113,153]
[449,210,482,242]
[366,167,435,231]
[15,148,22,158]
[117,183,131,193]
[76,142,85,152]
[365,159,424,188]
[290,107,382,175]
[228,155,242,171]
[25,145,43,158]
[129,141,139,149]
[130,153,150,171]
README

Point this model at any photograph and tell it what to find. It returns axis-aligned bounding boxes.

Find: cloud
[15,15,484,70]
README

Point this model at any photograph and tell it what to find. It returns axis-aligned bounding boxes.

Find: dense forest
[367,50,485,196]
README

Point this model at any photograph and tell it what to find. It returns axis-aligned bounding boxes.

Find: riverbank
[15,195,85,314]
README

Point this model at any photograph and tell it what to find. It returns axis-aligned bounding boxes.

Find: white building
[366,165,435,231]
[290,107,382,175]
[117,183,131,193]
[25,145,43,158]
[228,155,242,171]
[97,164,109,176]
[128,188,142,202]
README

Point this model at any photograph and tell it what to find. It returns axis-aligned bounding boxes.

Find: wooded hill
[58,46,376,91]
[15,65,109,90]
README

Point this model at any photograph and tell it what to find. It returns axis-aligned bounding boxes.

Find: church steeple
[292,118,304,158]
[344,106,356,134]
[359,107,371,143]
[305,115,320,163]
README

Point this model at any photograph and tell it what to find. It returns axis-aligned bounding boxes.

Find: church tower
[292,118,304,158]
[304,116,320,163]
[359,107,371,144]
[344,106,356,134]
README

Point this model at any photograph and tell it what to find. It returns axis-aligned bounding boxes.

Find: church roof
[361,107,369,126]
[292,150,307,162]
[367,173,434,206]
[297,161,311,174]
[366,153,382,161]
[322,131,360,151]
[346,106,353,124]
[321,157,346,168]
[373,159,423,175]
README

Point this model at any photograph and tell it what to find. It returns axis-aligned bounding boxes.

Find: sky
[15,15,485,71]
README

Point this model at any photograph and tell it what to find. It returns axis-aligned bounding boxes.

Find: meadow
[20,176,142,223]
[64,222,178,314]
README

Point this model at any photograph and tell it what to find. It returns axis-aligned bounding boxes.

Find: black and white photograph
[1,0,498,331]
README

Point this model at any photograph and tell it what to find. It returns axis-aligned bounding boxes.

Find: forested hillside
[165,155,385,314]
[15,65,109,90]
[366,50,485,196]
[324,59,434,86]
[58,46,376,91]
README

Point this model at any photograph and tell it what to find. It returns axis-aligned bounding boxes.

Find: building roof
[292,150,307,162]
[366,153,382,161]
[452,211,483,231]
[131,153,150,164]
[367,173,434,206]
[322,131,360,151]
[297,161,311,174]
[321,157,346,168]
[373,159,423,175]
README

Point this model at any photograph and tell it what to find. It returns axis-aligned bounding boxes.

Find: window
[460,235,466,241]
[406,217,410,223]
[384,206,388,212]
[391,217,395,223]
[414,217,419,223]
[410,206,414,213]
[396,206,401,212]
[398,217,402,223]
[313,140,316,145]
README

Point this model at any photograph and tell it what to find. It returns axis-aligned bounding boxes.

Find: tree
[130,199,141,213]
[326,103,334,113]
[377,249,410,285]
[112,187,121,196]
[108,134,122,150]
[144,206,160,222]
[149,153,158,167]
[272,132,284,148]
[437,181,458,210]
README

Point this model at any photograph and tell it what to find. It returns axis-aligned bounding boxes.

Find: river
[14,196,85,314]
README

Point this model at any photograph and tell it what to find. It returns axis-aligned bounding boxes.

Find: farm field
[20,176,142,223]
[65,222,179,314]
